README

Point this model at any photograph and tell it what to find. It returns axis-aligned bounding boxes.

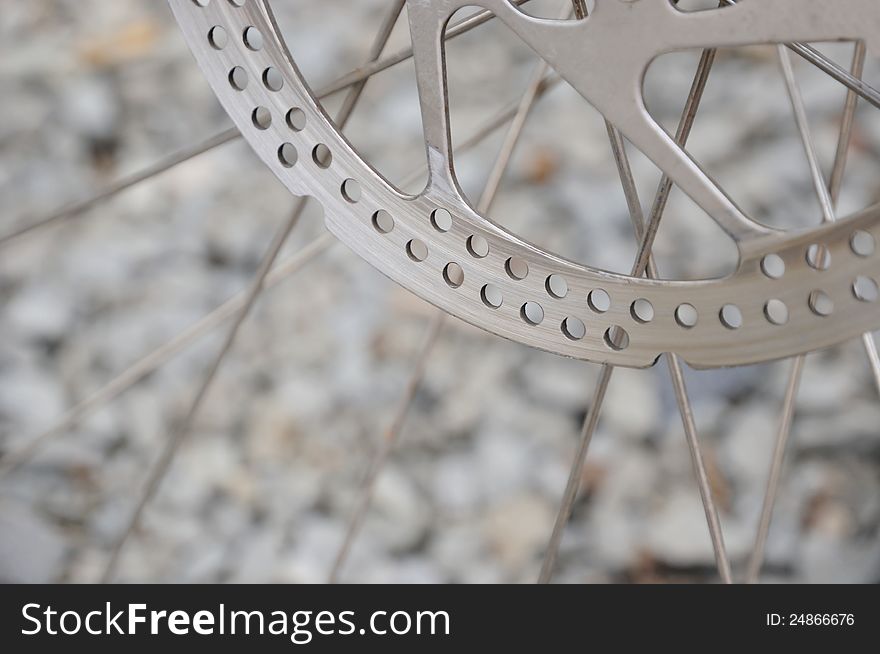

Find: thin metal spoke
[2,1,534,246]
[745,355,804,583]
[316,0,533,98]
[328,7,567,582]
[100,1,408,582]
[745,44,871,583]
[0,234,334,480]
[16,0,869,249]
[539,39,733,583]
[327,310,446,583]
[0,128,240,247]
[100,198,307,583]
[0,70,560,479]
[719,0,880,111]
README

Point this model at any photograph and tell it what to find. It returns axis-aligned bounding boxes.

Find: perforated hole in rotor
[546,275,568,299]
[430,208,453,232]
[588,289,611,314]
[481,284,503,309]
[227,0,245,6]
[263,67,284,92]
[372,210,394,234]
[720,304,743,330]
[675,303,698,329]
[764,299,789,325]
[313,144,332,168]
[521,302,545,326]
[851,230,875,257]
[444,263,464,289]
[761,254,786,279]
[806,244,831,271]
[631,299,654,324]
[853,276,879,302]
[193,0,210,7]
[277,143,297,168]
[252,107,271,130]
[208,26,228,50]
[286,108,307,132]
[808,290,834,316]
[467,235,489,258]
[506,257,529,281]
[562,317,586,341]
[229,67,248,91]
[243,26,264,51]
[604,326,630,351]
[407,239,428,262]
[341,179,361,203]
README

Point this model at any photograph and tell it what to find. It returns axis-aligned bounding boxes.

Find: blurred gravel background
[1,0,880,583]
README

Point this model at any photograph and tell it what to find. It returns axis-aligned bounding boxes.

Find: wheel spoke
[539,33,733,583]
[99,0,408,582]
[2,1,535,246]
[0,70,560,480]
[328,5,566,581]
[0,233,334,479]
[0,128,240,247]
[316,0,534,98]
[101,197,308,583]
[719,0,880,110]
[746,43,872,583]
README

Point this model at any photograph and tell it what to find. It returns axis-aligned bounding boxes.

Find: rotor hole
[764,299,789,325]
[208,26,228,50]
[719,304,743,330]
[372,210,394,234]
[505,257,529,280]
[407,239,428,262]
[630,298,654,324]
[481,284,503,309]
[243,26,264,50]
[806,243,831,271]
[193,0,211,7]
[341,179,361,203]
[262,67,284,92]
[604,326,630,351]
[228,0,246,6]
[761,253,786,279]
[277,143,297,168]
[675,303,698,329]
[431,208,453,232]
[286,108,307,131]
[851,230,876,257]
[808,290,834,317]
[588,289,611,314]
[853,276,879,303]
[252,106,272,130]
[466,235,489,258]
[228,66,248,91]
[313,144,332,168]
[443,263,464,288]
[562,317,586,341]
[546,275,568,299]
[521,302,545,326]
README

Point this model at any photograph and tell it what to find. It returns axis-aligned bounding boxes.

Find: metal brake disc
[170,0,880,369]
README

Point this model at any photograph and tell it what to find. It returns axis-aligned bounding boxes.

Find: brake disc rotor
[170,0,880,369]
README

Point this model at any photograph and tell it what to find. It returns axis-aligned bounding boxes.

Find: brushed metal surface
[169,0,880,369]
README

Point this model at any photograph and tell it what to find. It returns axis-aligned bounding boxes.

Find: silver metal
[0,70,561,479]
[170,0,880,370]
[540,40,731,584]
[328,19,566,580]
[102,1,407,581]
[746,45,877,583]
